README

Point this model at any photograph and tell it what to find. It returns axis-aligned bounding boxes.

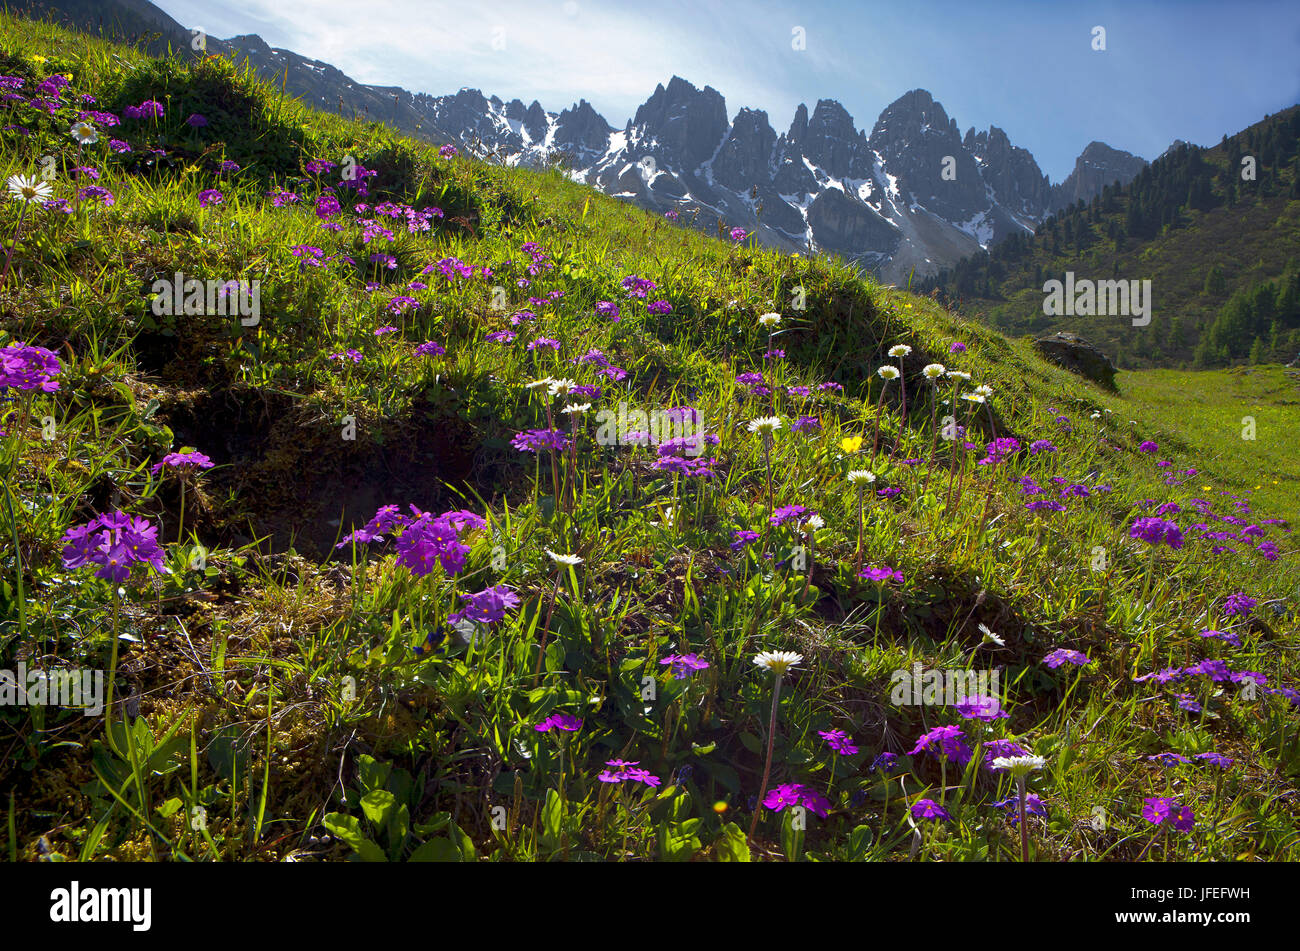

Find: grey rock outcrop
[1033,332,1119,389]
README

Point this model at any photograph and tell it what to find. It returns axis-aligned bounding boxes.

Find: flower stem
[544,400,561,512]
[0,199,31,291]
[105,589,122,757]
[1017,775,1030,862]
[532,570,563,685]
[748,675,783,843]
[855,484,864,573]
[801,531,814,603]
[1,478,26,639]
[897,358,907,420]
[178,479,187,545]
[764,435,774,514]
[871,384,886,467]
[927,386,939,468]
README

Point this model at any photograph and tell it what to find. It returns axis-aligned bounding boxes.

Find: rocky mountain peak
[554,99,613,157]
[632,75,728,168]
[869,88,957,148]
[226,33,271,55]
[712,107,777,191]
[971,125,1051,217]
[1050,141,1147,212]
[803,99,869,179]
[785,102,810,147]
[450,87,490,110]
[522,100,548,143]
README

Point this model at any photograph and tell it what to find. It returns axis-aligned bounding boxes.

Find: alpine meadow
[0,0,1298,896]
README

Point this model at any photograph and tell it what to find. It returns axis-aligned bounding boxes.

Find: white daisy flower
[978,623,1005,646]
[992,755,1046,777]
[961,392,986,405]
[547,378,578,396]
[888,344,912,358]
[747,415,782,435]
[877,365,900,381]
[545,550,583,566]
[847,469,876,485]
[974,384,994,398]
[70,121,98,145]
[560,402,591,415]
[757,312,782,328]
[947,370,971,382]
[922,363,946,379]
[7,174,52,203]
[804,514,825,530]
[753,650,804,676]
[525,377,555,390]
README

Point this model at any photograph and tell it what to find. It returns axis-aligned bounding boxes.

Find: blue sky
[154,0,1300,181]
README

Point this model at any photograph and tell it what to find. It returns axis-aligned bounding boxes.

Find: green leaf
[413,811,452,838]
[130,716,155,757]
[448,821,476,861]
[324,812,386,862]
[408,837,462,862]
[387,803,411,860]
[357,754,391,793]
[656,818,702,862]
[360,789,397,829]
[540,788,564,848]
[145,734,187,776]
[847,824,874,861]
[104,720,134,761]
[388,768,415,809]
[781,809,804,862]
[206,724,248,781]
[714,823,751,862]
[666,789,690,819]
[544,640,564,672]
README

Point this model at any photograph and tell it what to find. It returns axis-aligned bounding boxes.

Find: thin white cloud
[160,0,801,126]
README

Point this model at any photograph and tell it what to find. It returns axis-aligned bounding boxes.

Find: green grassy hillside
[1114,365,1300,518]
[1,13,1298,863]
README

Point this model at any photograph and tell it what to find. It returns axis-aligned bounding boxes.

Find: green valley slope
[921,106,1300,370]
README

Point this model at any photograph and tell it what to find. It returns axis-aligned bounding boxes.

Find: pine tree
[1204,264,1227,296]
[1169,314,1186,351]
